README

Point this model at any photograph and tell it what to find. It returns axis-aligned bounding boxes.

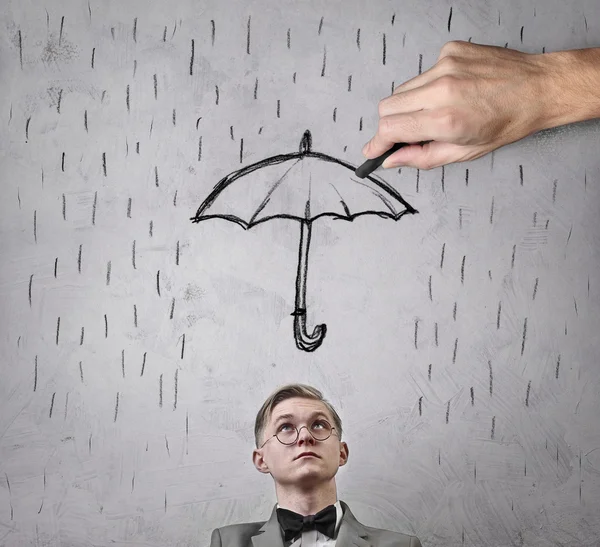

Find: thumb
[382,140,479,170]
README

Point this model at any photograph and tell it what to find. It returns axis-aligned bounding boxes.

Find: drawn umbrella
[191,130,417,352]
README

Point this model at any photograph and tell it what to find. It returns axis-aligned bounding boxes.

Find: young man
[210,384,422,546]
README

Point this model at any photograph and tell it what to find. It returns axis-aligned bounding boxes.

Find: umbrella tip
[300,130,312,154]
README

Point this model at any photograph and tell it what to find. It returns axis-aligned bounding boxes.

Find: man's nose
[297,426,315,444]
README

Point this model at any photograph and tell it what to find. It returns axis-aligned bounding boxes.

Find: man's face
[252,397,349,488]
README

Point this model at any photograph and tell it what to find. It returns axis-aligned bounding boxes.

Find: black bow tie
[276,504,337,542]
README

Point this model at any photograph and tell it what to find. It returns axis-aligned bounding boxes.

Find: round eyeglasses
[259,418,338,448]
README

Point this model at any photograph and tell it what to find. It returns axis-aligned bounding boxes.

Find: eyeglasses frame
[259,418,339,449]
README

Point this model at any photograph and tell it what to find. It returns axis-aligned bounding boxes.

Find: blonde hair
[254,383,343,448]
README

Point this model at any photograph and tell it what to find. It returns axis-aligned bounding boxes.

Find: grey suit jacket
[210,500,422,547]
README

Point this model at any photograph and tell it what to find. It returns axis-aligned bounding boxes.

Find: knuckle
[440,40,466,57]
[435,74,460,97]
[421,153,437,171]
[416,150,434,171]
[438,107,463,135]
[377,97,391,117]
[438,55,459,72]
[378,116,394,137]
[413,158,432,171]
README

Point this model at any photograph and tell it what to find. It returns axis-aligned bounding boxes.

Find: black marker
[355,142,407,178]
[355,140,432,178]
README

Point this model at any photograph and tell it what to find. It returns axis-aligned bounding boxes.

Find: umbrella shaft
[295,221,311,311]
[292,219,327,352]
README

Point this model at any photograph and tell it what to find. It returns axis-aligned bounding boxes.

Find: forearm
[539,47,600,130]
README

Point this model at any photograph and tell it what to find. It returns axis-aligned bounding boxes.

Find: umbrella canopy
[191,130,418,351]
[192,130,416,225]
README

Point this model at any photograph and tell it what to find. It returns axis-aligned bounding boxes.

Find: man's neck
[275,481,338,515]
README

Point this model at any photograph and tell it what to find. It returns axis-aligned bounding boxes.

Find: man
[362,41,600,170]
[210,383,422,546]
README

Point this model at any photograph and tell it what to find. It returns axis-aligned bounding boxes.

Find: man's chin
[277,471,330,488]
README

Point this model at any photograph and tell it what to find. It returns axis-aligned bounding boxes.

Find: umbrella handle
[292,220,327,352]
[292,308,327,352]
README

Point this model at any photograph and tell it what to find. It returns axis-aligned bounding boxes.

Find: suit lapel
[251,505,284,547]
[337,501,373,547]
[250,501,372,547]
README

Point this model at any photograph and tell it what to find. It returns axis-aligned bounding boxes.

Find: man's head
[252,384,349,490]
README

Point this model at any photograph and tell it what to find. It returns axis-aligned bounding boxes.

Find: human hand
[362,40,559,170]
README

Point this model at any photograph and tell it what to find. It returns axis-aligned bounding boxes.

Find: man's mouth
[296,452,318,460]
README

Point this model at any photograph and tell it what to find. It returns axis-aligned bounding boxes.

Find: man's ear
[253,448,271,474]
[338,442,349,466]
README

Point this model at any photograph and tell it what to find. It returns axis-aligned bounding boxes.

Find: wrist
[536,48,600,131]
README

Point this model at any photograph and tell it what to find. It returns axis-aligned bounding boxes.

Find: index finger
[362,112,427,158]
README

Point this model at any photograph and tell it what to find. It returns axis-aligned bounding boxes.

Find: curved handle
[292,309,327,352]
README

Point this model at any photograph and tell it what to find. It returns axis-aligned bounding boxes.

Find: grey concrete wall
[1,0,599,545]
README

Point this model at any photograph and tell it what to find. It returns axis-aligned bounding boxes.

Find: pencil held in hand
[355,142,407,178]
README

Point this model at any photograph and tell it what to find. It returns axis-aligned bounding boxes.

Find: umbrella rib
[248,159,301,226]
[349,177,399,216]
[191,152,303,223]
[329,183,351,217]
[303,150,417,213]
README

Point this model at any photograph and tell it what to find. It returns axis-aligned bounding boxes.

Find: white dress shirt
[277,500,343,547]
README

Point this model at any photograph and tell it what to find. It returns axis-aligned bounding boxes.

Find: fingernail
[362,142,369,155]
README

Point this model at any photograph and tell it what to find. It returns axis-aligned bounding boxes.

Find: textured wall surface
[1,0,599,545]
